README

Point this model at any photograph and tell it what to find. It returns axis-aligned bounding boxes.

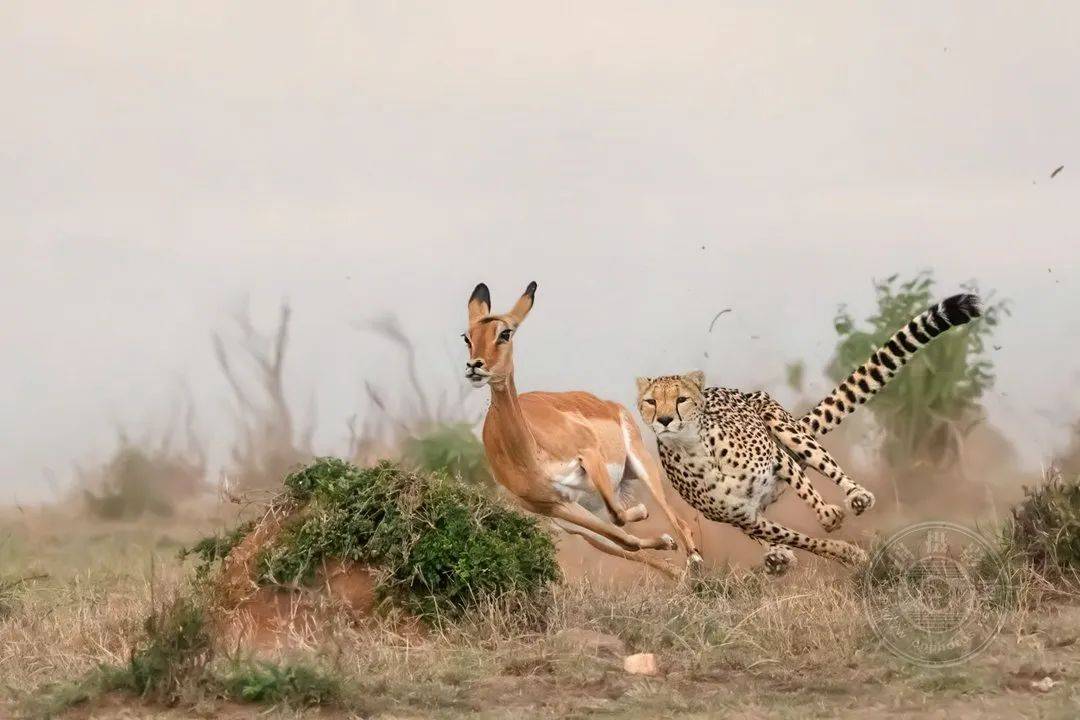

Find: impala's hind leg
[742,517,866,567]
[551,519,679,578]
[754,393,875,515]
[580,451,647,526]
[542,501,676,553]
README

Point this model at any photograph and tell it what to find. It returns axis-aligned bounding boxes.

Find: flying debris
[1051,165,1064,179]
[708,308,732,332]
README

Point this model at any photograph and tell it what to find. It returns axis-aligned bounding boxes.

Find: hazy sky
[3,2,1078,502]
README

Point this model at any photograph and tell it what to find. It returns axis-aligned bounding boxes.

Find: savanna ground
[3,500,1079,720]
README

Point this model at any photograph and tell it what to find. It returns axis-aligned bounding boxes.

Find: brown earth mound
[207,504,415,648]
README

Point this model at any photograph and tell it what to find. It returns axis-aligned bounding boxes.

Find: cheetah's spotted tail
[800,293,982,436]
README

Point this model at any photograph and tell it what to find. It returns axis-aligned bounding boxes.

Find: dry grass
[4,508,1080,719]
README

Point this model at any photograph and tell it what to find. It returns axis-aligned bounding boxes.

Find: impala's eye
[497,329,513,343]
[677,396,690,404]
[643,399,656,406]
[461,333,471,347]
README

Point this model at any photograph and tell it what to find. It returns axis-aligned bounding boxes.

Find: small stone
[1031,676,1057,693]
[623,652,659,676]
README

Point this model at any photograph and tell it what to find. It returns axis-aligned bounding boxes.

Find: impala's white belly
[549,459,626,504]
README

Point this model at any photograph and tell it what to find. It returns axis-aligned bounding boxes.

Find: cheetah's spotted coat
[637,294,982,574]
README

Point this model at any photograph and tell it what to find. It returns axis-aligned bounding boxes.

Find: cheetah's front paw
[818,504,845,533]
[763,546,797,576]
[845,488,876,516]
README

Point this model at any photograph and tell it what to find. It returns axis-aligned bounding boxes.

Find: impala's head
[463,281,537,388]
[635,371,706,438]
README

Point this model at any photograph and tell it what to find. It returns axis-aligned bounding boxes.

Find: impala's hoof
[658,533,677,551]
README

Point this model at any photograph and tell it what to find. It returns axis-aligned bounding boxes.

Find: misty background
[2,2,1078,503]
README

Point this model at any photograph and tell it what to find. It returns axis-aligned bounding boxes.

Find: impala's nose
[466,359,484,371]
[657,415,674,428]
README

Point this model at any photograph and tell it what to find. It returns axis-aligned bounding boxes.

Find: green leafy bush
[28,598,344,716]
[215,458,558,621]
[216,660,341,705]
[180,521,256,578]
[102,596,213,702]
[403,422,492,488]
[828,272,1007,472]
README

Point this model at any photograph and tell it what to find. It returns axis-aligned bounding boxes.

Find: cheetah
[636,294,982,574]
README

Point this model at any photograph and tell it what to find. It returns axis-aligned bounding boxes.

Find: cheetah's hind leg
[773,451,846,533]
[755,392,876,516]
[745,517,867,567]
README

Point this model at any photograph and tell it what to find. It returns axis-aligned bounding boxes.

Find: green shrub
[403,422,492,488]
[121,596,213,701]
[224,458,558,621]
[180,521,255,578]
[828,272,1007,474]
[26,597,345,717]
[1004,472,1080,580]
[216,660,341,705]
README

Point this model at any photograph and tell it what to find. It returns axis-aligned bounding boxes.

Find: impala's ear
[468,283,491,323]
[685,370,705,390]
[507,281,537,324]
[635,377,653,395]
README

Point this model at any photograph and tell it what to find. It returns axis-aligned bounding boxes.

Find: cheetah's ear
[635,377,653,395]
[684,370,705,390]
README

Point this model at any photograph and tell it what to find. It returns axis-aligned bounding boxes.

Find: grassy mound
[192,459,560,622]
[1004,471,1080,580]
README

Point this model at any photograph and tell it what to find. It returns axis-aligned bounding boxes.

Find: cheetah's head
[635,372,705,440]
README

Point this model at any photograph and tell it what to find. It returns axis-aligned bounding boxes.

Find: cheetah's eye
[643,399,656,406]
[677,396,690,404]
[461,333,471,347]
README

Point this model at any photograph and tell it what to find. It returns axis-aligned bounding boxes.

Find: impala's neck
[485,372,539,471]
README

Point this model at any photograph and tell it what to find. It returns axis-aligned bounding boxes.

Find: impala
[464,281,700,576]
